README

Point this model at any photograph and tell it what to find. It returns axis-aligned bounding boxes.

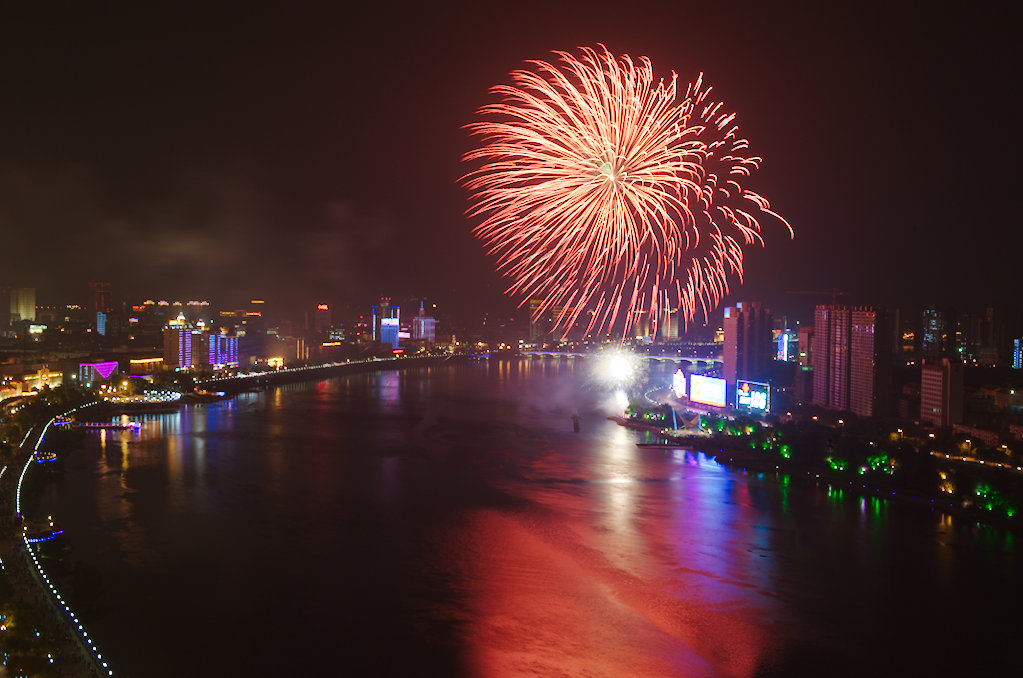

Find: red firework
[462,45,792,338]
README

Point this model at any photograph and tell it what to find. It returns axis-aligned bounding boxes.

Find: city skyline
[1,3,1019,324]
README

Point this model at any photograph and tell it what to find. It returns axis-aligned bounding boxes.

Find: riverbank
[1,409,112,677]
[197,353,465,394]
[2,354,466,674]
[612,416,1023,532]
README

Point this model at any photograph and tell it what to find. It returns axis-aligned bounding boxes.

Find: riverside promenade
[1,413,112,677]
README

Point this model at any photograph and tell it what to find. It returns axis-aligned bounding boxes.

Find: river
[32,358,1023,676]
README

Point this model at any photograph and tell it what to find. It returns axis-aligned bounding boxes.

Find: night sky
[0,2,1018,323]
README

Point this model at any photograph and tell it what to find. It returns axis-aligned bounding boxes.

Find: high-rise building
[89,282,111,315]
[659,307,680,342]
[380,317,399,349]
[528,299,542,342]
[811,305,893,417]
[528,299,571,341]
[849,307,893,418]
[412,302,437,344]
[798,325,814,369]
[920,358,964,427]
[1014,338,1022,370]
[202,333,240,369]
[164,325,239,370]
[164,327,195,369]
[9,287,36,324]
[921,307,950,358]
[812,305,851,410]
[312,304,331,334]
[373,297,392,341]
[723,302,772,387]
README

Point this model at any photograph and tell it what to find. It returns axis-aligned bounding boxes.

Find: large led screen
[672,369,686,398]
[689,375,726,407]
[736,380,770,412]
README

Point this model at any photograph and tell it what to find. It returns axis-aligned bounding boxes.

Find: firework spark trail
[462,45,791,339]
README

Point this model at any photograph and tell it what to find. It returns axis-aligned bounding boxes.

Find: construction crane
[787,288,849,306]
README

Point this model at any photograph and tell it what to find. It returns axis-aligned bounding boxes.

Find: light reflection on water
[29,359,1023,677]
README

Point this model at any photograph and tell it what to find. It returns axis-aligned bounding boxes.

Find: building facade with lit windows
[723,302,772,391]
[811,305,893,417]
[920,358,964,427]
[163,326,239,370]
[164,327,195,369]
[412,302,437,344]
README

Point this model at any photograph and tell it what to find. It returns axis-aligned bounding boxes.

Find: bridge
[519,351,722,369]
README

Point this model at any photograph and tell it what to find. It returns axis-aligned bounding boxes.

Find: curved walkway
[1,404,113,677]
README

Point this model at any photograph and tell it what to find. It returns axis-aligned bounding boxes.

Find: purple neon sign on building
[78,361,119,382]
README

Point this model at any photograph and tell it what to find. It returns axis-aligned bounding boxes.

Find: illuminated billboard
[736,380,770,412]
[690,375,726,407]
[672,369,686,398]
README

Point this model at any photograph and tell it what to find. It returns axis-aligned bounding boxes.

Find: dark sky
[0,2,1018,324]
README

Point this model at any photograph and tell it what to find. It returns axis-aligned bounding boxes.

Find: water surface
[35,359,1023,676]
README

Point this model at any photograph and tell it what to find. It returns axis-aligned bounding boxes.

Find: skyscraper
[164,327,195,369]
[723,302,772,387]
[380,317,399,349]
[312,304,331,334]
[412,302,437,344]
[811,305,893,417]
[921,307,949,358]
[920,358,964,427]
[9,287,36,324]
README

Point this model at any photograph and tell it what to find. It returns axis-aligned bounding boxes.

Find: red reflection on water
[447,447,777,677]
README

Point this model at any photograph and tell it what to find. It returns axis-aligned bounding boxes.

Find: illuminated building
[921,307,949,358]
[953,308,1000,366]
[312,304,331,334]
[776,328,797,362]
[412,302,437,344]
[798,324,814,362]
[78,361,119,384]
[165,324,239,371]
[920,358,964,427]
[380,317,399,348]
[9,287,36,324]
[373,297,392,341]
[202,333,240,369]
[164,327,195,369]
[372,297,402,347]
[659,307,680,342]
[96,312,107,336]
[812,305,893,417]
[528,299,542,341]
[723,302,772,389]
[1014,338,1022,369]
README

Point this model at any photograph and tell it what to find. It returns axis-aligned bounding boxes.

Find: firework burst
[462,45,791,338]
